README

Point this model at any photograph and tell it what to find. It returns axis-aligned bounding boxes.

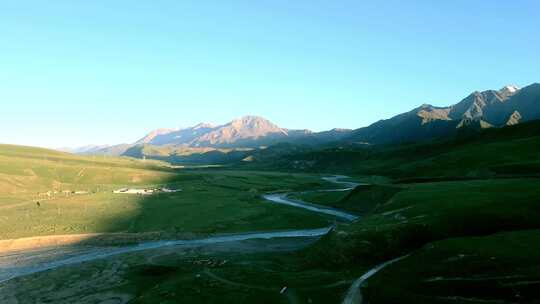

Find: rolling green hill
[0,144,172,194]
[122,144,251,165]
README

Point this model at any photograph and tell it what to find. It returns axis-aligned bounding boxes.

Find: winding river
[0,175,359,285]
[263,175,361,221]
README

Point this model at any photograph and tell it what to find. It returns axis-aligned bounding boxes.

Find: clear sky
[1,1,539,148]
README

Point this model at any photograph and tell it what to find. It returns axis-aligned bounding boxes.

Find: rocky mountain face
[346,83,540,144]
[136,116,332,148]
[188,116,288,147]
[83,116,348,157]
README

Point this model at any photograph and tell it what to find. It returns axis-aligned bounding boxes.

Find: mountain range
[134,116,315,147]
[347,84,540,144]
[82,116,352,157]
[69,83,540,161]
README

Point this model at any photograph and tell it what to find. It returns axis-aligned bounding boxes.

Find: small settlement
[113,187,182,195]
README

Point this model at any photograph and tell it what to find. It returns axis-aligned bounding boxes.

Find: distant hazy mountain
[346,83,540,144]
[58,144,111,154]
[88,144,133,156]
[135,128,179,144]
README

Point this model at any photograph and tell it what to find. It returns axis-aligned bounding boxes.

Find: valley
[2,117,540,303]
[3,3,539,302]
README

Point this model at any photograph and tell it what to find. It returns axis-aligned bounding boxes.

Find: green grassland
[0,144,332,240]
[6,176,539,304]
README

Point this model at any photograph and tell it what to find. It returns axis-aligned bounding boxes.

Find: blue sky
[1,1,539,148]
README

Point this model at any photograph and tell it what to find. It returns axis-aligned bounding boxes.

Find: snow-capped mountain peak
[500,85,520,94]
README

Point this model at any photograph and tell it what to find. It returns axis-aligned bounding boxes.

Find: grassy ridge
[289,184,402,215]
[0,144,172,195]
[123,144,251,164]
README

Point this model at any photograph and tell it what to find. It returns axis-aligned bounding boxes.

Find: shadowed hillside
[243,118,540,180]
[344,83,540,144]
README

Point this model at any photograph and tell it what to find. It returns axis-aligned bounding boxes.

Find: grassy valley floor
[0,144,336,242]
[2,143,540,303]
